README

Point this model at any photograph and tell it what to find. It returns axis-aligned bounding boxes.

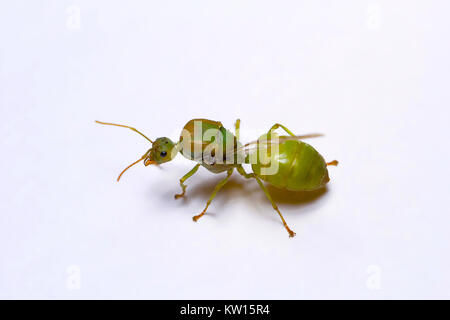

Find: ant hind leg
[267,123,323,141]
[236,166,296,237]
[268,123,296,137]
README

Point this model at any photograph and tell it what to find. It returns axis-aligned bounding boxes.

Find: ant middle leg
[193,169,233,222]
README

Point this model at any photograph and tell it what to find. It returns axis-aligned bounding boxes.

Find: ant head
[144,137,177,166]
[95,120,178,181]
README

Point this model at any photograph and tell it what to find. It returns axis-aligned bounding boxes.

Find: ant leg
[254,177,296,237]
[235,119,241,141]
[236,165,253,179]
[327,160,339,166]
[193,169,233,222]
[266,123,323,145]
[268,123,296,137]
[175,164,201,199]
[268,123,323,139]
[236,166,296,237]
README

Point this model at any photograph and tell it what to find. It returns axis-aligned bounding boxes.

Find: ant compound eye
[160,151,167,158]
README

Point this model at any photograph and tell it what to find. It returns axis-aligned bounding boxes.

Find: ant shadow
[167,177,246,217]
[266,184,327,206]
[160,173,328,220]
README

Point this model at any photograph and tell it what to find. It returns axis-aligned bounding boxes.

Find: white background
[1,1,449,299]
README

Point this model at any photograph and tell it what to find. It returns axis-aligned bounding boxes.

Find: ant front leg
[175,164,201,199]
[193,169,233,222]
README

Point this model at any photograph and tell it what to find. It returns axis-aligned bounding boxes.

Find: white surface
[1,1,449,299]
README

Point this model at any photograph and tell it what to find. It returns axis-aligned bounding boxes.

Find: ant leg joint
[174,182,186,199]
[174,164,200,199]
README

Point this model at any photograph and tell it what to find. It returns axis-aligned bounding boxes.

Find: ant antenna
[95,120,154,143]
[117,156,145,182]
[116,149,156,182]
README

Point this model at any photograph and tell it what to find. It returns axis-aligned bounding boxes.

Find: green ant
[96,119,338,237]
